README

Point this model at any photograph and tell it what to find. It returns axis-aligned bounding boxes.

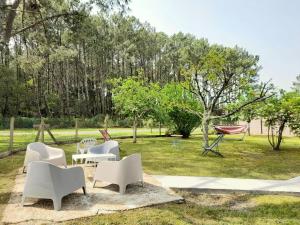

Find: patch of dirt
[176,190,257,210]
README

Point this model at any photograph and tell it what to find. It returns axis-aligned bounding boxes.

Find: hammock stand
[202,125,248,157]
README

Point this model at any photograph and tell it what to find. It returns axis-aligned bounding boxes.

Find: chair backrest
[102,140,118,152]
[24,161,59,197]
[80,138,97,149]
[120,153,143,182]
[99,130,111,141]
[88,140,120,160]
[27,142,49,159]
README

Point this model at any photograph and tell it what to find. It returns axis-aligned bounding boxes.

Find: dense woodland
[0,0,203,117]
[1,0,300,151]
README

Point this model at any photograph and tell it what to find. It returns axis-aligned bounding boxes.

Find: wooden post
[75,118,78,140]
[9,117,14,152]
[40,118,45,143]
[34,120,56,143]
[46,129,57,144]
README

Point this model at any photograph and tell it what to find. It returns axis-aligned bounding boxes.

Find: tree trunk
[247,121,251,136]
[133,116,137,143]
[159,121,162,136]
[202,112,210,149]
[267,121,286,151]
[274,121,286,151]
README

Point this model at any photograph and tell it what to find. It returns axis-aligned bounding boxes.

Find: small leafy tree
[261,91,300,150]
[111,77,154,143]
[182,43,272,149]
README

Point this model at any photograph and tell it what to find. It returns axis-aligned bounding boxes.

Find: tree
[0,65,24,116]
[0,0,129,44]
[292,74,300,93]
[260,91,300,150]
[111,77,154,143]
[182,43,272,149]
[0,0,275,126]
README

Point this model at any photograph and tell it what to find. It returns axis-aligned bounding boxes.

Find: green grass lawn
[60,135,300,179]
[1,134,300,224]
[0,127,168,153]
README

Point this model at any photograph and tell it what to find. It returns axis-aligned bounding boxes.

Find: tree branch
[11,12,75,37]
[193,74,208,110]
[3,0,21,43]
[209,73,232,112]
[211,82,274,119]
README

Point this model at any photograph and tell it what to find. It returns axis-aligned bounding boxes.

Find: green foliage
[111,78,202,138]
[0,65,24,116]
[260,91,300,150]
[143,118,154,130]
[49,46,78,62]
[292,74,300,92]
[17,55,45,75]
[161,83,202,138]
[44,93,62,116]
[180,42,271,147]
[111,77,154,119]
[169,107,200,138]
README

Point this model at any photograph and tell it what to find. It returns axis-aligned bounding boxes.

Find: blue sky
[129,0,300,90]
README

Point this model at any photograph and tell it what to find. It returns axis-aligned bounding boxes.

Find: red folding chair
[99,129,111,142]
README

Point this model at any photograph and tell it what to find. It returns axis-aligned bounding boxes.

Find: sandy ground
[1,167,183,225]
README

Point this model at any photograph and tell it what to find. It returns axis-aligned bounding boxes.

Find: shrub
[168,107,201,138]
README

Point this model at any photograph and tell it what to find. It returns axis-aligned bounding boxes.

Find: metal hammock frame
[202,125,249,157]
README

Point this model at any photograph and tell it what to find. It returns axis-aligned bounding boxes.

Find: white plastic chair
[88,140,120,161]
[77,138,97,154]
[22,161,86,211]
[23,142,67,172]
[93,153,143,194]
